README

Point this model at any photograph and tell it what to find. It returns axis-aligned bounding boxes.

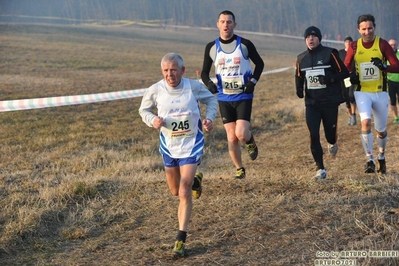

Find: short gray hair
[161,53,184,68]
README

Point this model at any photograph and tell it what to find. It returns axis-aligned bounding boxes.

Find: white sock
[360,132,373,159]
[376,134,387,159]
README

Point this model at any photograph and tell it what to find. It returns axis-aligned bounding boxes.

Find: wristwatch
[250,78,257,84]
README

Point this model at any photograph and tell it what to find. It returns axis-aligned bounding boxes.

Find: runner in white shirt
[139,53,218,257]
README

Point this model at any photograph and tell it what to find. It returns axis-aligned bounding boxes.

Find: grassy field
[0,23,398,266]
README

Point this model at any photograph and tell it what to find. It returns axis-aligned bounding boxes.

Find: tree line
[1,0,398,40]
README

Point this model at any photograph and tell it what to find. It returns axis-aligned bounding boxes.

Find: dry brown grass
[0,23,398,266]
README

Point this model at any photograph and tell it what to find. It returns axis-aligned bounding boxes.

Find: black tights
[305,104,339,170]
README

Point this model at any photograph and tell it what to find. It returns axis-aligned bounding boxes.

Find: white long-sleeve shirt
[139,77,218,158]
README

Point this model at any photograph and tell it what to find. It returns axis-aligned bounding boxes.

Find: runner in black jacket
[295,26,349,179]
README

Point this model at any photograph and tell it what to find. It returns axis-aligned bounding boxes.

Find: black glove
[317,75,334,85]
[371,57,387,70]
[349,73,360,85]
[207,81,218,94]
[242,82,255,94]
[296,89,304,98]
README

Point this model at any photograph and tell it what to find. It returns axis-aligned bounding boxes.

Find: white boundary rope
[0,89,147,112]
[0,67,294,112]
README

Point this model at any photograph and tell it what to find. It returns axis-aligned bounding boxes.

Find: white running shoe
[349,114,357,125]
[315,169,327,179]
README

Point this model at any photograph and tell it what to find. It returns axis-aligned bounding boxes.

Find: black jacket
[295,44,349,106]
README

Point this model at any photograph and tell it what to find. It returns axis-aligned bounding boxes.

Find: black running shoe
[234,167,246,179]
[377,159,386,174]
[192,172,203,199]
[364,160,376,173]
[173,240,185,257]
[246,135,258,160]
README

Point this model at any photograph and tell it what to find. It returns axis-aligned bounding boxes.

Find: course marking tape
[0,89,147,112]
[0,66,294,112]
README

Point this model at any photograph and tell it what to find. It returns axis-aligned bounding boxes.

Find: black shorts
[218,99,253,124]
[344,85,356,108]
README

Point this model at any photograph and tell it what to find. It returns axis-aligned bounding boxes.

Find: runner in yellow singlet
[344,14,399,174]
